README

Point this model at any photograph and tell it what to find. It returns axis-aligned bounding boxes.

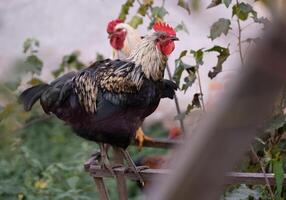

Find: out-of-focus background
[0,0,269,125]
[2,1,283,200]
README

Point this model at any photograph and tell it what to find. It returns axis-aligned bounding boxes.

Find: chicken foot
[119,148,146,186]
[135,127,154,151]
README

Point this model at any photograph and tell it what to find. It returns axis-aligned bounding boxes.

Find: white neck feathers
[127,37,166,81]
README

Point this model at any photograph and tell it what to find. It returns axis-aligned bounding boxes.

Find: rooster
[107,19,141,59]
[19,22,179,184]
[107,19,152,150]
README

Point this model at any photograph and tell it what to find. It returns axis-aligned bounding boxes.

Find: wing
[97,59,144,93]
[73,59,146,113]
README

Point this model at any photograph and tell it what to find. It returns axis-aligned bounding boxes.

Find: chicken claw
[119,148,145,186]
[135,127,154,151]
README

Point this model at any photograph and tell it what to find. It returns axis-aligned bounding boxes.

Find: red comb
[153,21,176,36]
[107,19,123,34]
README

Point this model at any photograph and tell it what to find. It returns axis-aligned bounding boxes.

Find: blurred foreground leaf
[206,45,230,79]
[209,18,231,40]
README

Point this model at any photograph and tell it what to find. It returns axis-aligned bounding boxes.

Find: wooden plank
[93,177,110,200]
[89,166,286,186]
[113,147,128,200]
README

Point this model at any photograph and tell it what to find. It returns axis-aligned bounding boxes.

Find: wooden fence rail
[85,138,286,199]
[87,165,286,186]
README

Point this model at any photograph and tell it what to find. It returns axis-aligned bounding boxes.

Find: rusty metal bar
[225,172,281,186]
[131,138,182,149]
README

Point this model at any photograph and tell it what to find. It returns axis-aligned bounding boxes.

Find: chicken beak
[108,33,114,39]
[171,36,179,41]
[108,31,121,39]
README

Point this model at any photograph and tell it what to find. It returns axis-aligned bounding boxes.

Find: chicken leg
[119,148,147,186]
[135,127,154,151]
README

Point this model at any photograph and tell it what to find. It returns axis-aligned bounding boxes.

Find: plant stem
[162,0,165,7]
[250,146,275,200]
[136,0,153,21]
[13,115,52,134]
[196,70,206,112]
[236,0,244,66]
[166,63,185,134]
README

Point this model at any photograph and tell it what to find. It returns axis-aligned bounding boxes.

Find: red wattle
[110,37,124,50]
[161,41,175,56]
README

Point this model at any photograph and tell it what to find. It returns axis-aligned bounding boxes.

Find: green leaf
[190,48,204,65]
[143,0,153,5]
[137,4,149,16]
[4,79,21,91]
[207,0,221,9]
[128,15,143,29]
[175,21,189,34]
[24,55,43,75]
[0,104,14,122]
[265,114,286,133]
[253,16,271,30]
[118,0,135,21]
[151,6,168,20]
[174,50,196,88]
[52,51,84,78]
[207,0,232,8]
[223,0,232,7]
[206,45,230,79]
[27,78,44,86]
[177,0,191,14]
[186,104,194,114]
[137,0,153,16]
[232,2,257,21]
[96,53,105,61]
[243,37,261,45]
[174,112,187,121]
[23,38,40,54]
[173,59,185,85]
[223,184,264,199]
[192,93,201,108]
[67,176,79,189]
[209,18,231,40]
[182,70,196,92]
[273,158,284,199]
[179,50,188,59]
[173,58,192,85]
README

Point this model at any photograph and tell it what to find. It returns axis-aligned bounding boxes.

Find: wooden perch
[87,165,286,186]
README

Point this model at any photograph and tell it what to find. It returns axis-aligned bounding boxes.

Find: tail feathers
[56,79,74,105]
[19,84,50,111]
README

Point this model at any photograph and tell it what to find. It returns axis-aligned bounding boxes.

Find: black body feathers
[19,59,177,148]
